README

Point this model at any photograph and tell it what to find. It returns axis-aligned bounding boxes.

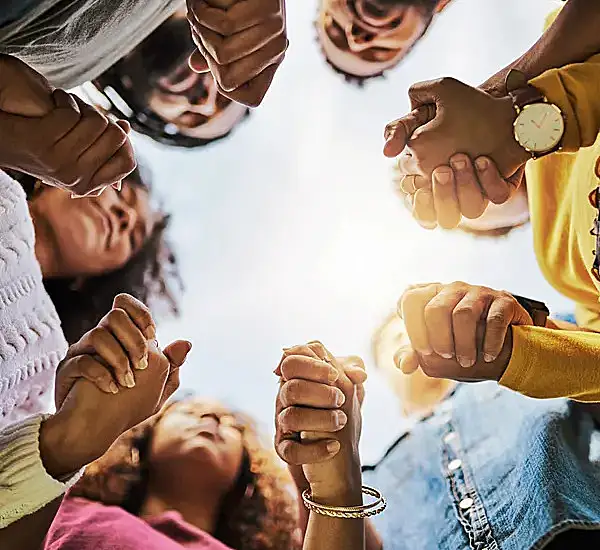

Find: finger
[99,308,148,370]
[474,156,512,205]
[86,140,136,193]
[338,356,368,385]
[278,407,347,434]
[279,379,345,409]
[280,355,339,384]
[188,50,210,73]
[275,344,320,377]
[423,285,468,359]
[55,355,119,409]
[76,327,135,388]
[215,62,278,107]
[36,89,81,144]
[197,17,284,65]
[399,284,442,355]
[393,347,420,374]
[277,438,340,465]
[163,340,193,369]
[190,0,282,35]
[450,154,488,219]
[112,294,156,340]
[483,297,528,362]
[208,34,288,92]
[452,289,493,368]
[116,119,131,134]
[383,105,434,158]
[413,187,437,229]
[432,167,461,229]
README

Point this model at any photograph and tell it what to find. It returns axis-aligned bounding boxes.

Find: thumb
[0,55,54,117]
[163,340,192,369]
[383,105,434,158]
[188,50,210,74]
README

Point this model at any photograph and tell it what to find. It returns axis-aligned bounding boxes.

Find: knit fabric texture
[0,170,68,429]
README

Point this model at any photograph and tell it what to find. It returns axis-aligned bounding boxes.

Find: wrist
[496,96,532,170]
[39,413,83,480]
[309,463,362,506]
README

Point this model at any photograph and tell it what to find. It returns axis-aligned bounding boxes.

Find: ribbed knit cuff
[0,415,83,528]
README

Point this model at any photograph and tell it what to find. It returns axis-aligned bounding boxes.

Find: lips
[349,0,405,32]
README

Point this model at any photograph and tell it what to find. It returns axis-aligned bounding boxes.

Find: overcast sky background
[135,0,567,463]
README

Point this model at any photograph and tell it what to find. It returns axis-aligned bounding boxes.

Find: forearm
[482,0,600,95]
[303,472,365,550]
[0,497,62,550]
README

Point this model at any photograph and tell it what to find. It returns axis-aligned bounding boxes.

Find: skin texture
[275,342,383,550]
[30,181,155,279]
[187,0,287,107]
[0,55,135,196]
[317,0,452,79]
[397,282,532,377]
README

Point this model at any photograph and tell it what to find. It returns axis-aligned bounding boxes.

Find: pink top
[44,495,233,550]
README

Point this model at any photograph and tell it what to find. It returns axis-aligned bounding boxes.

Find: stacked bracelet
[302,485,386,519]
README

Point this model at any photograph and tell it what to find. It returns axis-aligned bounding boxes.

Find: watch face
[514,103,564,153]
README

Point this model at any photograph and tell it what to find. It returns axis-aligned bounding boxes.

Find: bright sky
[135,0,569,463]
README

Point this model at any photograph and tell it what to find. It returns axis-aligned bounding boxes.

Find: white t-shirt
[0,0,184,88]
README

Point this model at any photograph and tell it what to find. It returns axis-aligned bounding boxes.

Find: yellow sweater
[499,50,600,401]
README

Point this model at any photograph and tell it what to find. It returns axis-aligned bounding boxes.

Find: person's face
[148,400,246,497]
[317,0,451,78]
[34,181,154,278]
[148,66,248,140]
[459,186,530,233]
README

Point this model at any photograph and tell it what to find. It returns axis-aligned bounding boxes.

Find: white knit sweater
[0,170,78,529]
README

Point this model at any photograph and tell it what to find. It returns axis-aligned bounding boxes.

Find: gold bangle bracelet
[302,486,387,519]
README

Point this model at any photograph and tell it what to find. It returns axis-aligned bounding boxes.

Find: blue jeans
[363,383,600,550]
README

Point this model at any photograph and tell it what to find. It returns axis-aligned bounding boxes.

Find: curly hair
[9,165,182,344]
[71,401,301,550]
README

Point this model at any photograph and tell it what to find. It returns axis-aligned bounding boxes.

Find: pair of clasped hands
[1,0,287,196]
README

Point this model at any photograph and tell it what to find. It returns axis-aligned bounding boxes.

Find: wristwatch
[511,294,550,327]
[505,69,565,159]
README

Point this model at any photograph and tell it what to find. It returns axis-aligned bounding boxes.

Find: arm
[482,0,600,96]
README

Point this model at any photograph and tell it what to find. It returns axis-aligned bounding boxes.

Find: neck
[140,489,221,535]
[29,205,58,278]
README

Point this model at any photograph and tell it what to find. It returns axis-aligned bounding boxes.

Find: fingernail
[335,410,347,428]
[327,440,340,454]
[484,353,496,363]
[137,355,148,370]
[434,170,452,185]
[451,158,467,171]
[109,381,119,394]
[475,157,488,171]
[124,371,135,388]
[440,352,454,359]
[384,120,400,140]
[112,181,122,191]
[457,356,474,368]
[328,367,339,383]
[418,347,434,356]
[335,390,345,407]
[146,325,156,341]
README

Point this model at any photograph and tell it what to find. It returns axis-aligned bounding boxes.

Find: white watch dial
[514,103,564,154]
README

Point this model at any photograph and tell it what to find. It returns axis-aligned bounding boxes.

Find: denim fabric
[363,383,600,550]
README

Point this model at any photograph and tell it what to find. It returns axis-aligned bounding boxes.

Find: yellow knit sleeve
[529,53,600,151]
[500,325,600,402]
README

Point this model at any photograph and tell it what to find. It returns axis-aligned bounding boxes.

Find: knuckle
[424,301,449,322]
[278,408,298,431]
[280,379,302,405]
[452,306,473,322]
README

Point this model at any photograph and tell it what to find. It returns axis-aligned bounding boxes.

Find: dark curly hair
[9,166,181,344]
[71,400,301,550]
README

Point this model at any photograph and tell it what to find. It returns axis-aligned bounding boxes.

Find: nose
[112,201,137,235]
[188,76,219,117]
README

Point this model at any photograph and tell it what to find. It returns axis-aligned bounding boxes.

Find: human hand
[275,342,367,501]
[40,297,191,479]
[187,0,287,107]
[397,282,532,379]
[0,55,136,196]
[396,153,525,230]
[54,294,158,408]
[383,77,530,181]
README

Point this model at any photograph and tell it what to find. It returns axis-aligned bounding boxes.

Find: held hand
[397,282,533,378]
[383,78,530,181]
[397,155,524,230]
[187,0,287,107]
[40,335,191,479]
[0,56,135,196]
[55,294,157,408]
[275,342,366,499]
